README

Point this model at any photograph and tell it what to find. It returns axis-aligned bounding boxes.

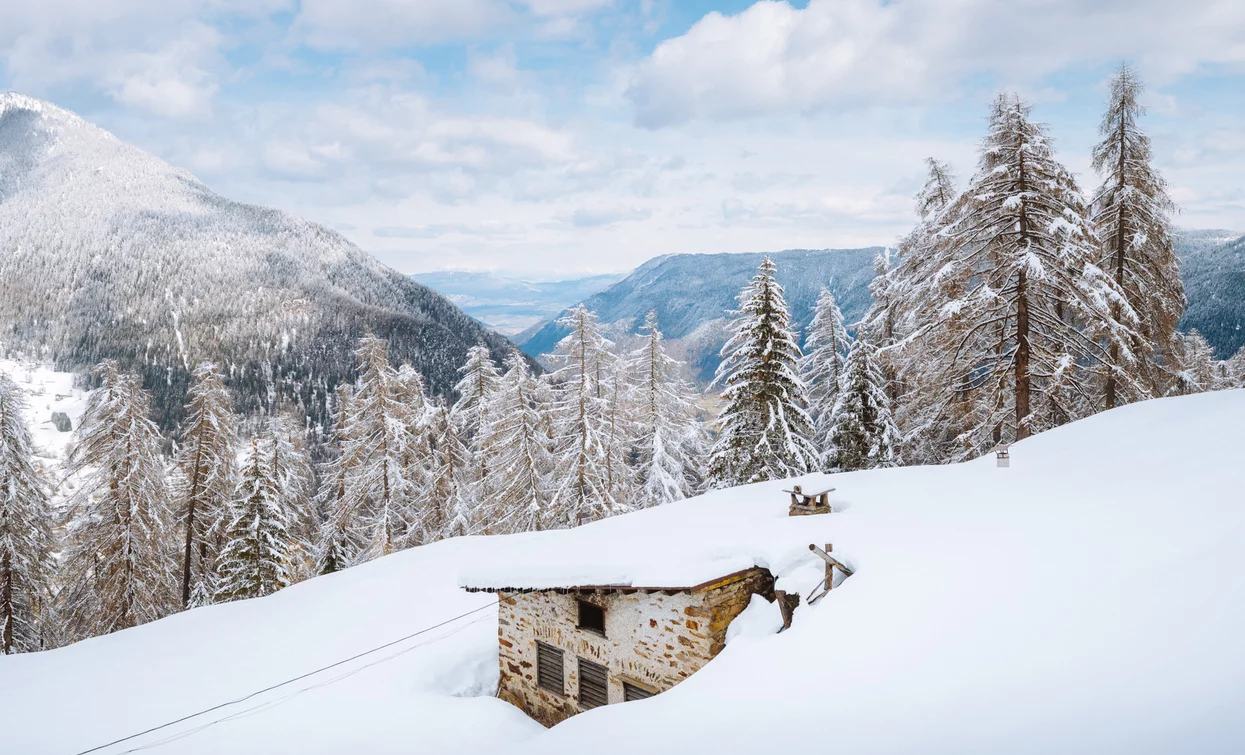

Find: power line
[108,614,495,755]
[75,600,498,755]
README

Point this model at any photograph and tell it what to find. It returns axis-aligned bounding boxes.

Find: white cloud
[627,0,1245,127]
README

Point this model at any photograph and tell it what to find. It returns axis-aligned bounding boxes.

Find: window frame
[576,600,606,637]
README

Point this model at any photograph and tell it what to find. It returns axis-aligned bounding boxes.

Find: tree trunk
[1,553,12,654]
[181,435,206,609]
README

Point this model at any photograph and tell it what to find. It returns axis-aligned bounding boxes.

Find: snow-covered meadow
[2,389,1244,754]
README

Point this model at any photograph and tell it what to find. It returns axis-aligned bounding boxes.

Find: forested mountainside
[517,231,1244,380]
[1176,229,1245,359]
[410,270,623,335]
[0,93,514,432]
[518,248,880,380]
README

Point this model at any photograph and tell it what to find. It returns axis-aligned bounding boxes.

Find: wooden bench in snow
[785,485,835,516]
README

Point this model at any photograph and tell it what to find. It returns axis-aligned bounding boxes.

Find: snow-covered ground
[2,390,1244,754]
[0,358,87,466]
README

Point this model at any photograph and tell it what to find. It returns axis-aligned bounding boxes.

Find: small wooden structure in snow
[785,484,835,516]
[463,567,775,727]
[995,444,1011,468]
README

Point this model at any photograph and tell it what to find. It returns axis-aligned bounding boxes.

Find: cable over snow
[2,390,1244,754]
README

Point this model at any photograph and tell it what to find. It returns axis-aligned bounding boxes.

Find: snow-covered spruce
[452,344,504,505]
[429,402,476,539]
[175,362,238,609]
[213,437,295,602]
[828,332,900,472]
[628,310,707,506]
[477,352,553,533]
[799,288,850,472]
[0,372,56,653]
[1089,63,1185,407]
[545,305,632,526]
[313,384,357,575]
[709,257,818,487]
[59,362,175,641]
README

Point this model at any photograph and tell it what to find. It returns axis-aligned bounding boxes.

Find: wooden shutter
[577,657,609,709]
[536,641,564,697]
[623,682,655,702]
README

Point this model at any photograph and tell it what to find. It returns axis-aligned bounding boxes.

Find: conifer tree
[709,257,817,486]
[1090,63,1185,407]
[828,333,900,472]
[901,94,1133,455]
[60,362,175,640]
[175,362,237,609]
[546,305,628,526]
[479,352,552,532]
[799,288,850,470]
[452,344,503,499]
[214,437,293,602]
[1227,345,1245,389]
[337,336,421,563]
[628,311,706,507]
[0,373,56,654]
[314,384,358,575]
[266,414,315,581]
[1169,330,1224,395]
[429,402,476,539]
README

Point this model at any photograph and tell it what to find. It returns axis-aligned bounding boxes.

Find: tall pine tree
[0,373,56,653]
[546,305,627,526]
[828,333,900,472]
[628,310,706,506]
[479,352,552,533]
[60,362,175,641]
[709,257,817,486]
[214,436,293,602]
[175,362,237,609]
[902,94,1133,455]
[799,288,850,471]
[1090,63,1185,407]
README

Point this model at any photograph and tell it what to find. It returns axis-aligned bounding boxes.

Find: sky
[1,0,1244,278]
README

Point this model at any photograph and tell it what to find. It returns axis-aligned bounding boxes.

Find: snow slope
[3,390,1244,754]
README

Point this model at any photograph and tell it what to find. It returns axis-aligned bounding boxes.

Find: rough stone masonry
[493,567,775,727]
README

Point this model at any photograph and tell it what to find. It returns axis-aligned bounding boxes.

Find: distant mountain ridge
[516,231,1245,382]
[411,270,624,335]
[0,92,515,431]
[517,248,882,381]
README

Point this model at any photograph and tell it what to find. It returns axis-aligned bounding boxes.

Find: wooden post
[824,543,834,591]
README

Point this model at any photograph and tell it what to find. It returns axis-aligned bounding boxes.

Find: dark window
[578,657,609,709]
[577,601,606,636]
[623,682,655,702]
[536,641,564,697]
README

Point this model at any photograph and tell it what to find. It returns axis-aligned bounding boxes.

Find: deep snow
[2,390,1244,754]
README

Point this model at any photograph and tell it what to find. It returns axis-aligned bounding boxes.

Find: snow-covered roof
[456,476,842,593]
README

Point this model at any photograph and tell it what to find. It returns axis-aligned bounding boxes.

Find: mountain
[0,93,516,431]
[517,248,881,381]
[410,270,624,336]
[5,389,1243,753]
[1175,229,1245,359]
[516,231,1245,380]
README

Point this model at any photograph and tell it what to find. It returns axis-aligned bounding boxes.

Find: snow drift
[2,390,1244,754]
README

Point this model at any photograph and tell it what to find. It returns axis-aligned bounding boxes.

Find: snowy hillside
[3,389,1243,754]
[0,93,515,430]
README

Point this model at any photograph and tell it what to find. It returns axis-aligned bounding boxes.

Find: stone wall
[495,568,774,727]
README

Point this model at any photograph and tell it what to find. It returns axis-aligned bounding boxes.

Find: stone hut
[463,566,775,727]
